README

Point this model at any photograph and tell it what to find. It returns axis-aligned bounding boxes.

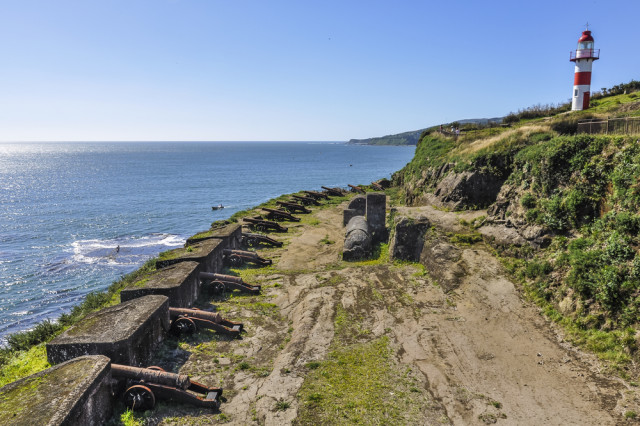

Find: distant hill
[347,117,504,145]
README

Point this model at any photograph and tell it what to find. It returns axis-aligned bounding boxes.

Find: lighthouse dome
[578,30,594,43]
[576,30,595,57]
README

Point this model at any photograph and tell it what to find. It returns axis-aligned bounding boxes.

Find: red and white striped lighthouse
[570,28,600,110]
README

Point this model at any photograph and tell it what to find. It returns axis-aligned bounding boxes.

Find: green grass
[0,345,50,388]
[296,336,424,425]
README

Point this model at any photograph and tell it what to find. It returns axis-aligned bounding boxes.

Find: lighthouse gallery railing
[569,49,600,61]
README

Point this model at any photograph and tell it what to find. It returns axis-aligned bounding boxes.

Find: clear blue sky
[1,0,638,142]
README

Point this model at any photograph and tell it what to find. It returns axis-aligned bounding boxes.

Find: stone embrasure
[46,295,170,366]
[156,238,224,272]
[120,261,200,308]
[186,223,242,248]
[0,355,112,426]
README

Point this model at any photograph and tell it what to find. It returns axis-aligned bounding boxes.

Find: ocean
[0,142,414,342]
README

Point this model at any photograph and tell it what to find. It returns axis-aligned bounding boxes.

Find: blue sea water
[0,142,414,342]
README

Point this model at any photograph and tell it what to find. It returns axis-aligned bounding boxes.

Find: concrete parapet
[156,238,225,272]
[0,355,112,426]
[120,261,201,308]
[347,195,366,216]
[47,295,170,366]
[186,223,242,249]
[366,192,387,242]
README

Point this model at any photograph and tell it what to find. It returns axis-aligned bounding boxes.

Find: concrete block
[156,238,225,272]
[47,295,170,366]
[389,216,431,262]
[343,208,358,227]
[186,223,242,249]
[120,261,201,308]
[0,355,112,426]
[366,192,387,242]
[347,195,366,216]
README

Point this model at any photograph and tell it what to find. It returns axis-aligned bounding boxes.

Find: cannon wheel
[211,280,226,293]
[171,317,197,336]
[245,237,258,247]
[124,384,155,411]
[227,254,244,267]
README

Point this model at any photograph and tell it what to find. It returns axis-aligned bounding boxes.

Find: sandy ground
[141,200,636,425]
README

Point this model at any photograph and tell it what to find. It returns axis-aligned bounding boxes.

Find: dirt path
[142,200,633,425]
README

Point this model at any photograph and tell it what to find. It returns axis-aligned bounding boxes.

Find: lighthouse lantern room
[570,28,600,111]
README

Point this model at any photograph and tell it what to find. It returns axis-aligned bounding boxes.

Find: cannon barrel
[170,307,222,323]
[348,184,365,193]
[112,364,191,390]
[262,207,300,221]
[224,249,259,258]
[291,195,320,205]
[321,186,345,196]
[199,272,243,283]
[303,190,329,199]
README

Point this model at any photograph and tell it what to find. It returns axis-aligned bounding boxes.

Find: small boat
[211,204,224,211]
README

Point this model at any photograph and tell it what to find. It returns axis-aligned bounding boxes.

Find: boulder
[389,216,431,262]
[343,216,372,261]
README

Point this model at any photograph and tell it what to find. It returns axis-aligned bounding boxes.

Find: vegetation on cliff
[393,83,640,370]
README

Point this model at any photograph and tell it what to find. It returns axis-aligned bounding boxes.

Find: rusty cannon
[348,184,365,193]
[111,364,223,411]
[223,249,272,267]
[371,182,384,191]
[169,307,243,337]
[321,186,345,196]
[243,217,288,233]
[276,200,311,214]
[303,190,329,200]
[291,194,320,206]
[262,207,301,222]
[199,272,261,294]
[242,232,283,248]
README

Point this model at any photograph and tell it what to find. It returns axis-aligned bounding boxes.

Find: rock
[347,196,366,216]
[343,216,372,261]
[366,192,387,242]
[420,239,466,292]
[389,216,431,262]
[478,224,528,247]
[433,171,504,211]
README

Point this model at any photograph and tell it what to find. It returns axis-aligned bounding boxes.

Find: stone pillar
[366,192,387,242]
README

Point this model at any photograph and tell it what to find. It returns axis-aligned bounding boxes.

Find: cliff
[393,90,640,369]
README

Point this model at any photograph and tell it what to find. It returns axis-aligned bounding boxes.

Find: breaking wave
[70,233,185,267]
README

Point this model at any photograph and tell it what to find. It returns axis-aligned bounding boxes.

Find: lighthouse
[570,28,600,110]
